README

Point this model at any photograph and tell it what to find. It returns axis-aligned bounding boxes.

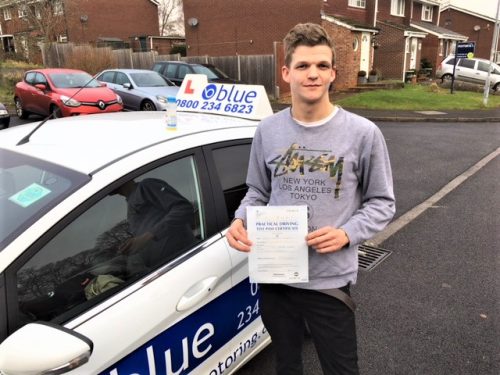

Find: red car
[14,68,123,119]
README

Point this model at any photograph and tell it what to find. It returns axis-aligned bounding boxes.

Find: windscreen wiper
[17,73,102,146]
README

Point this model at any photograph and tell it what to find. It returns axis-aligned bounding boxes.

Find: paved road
[237,121,499,375]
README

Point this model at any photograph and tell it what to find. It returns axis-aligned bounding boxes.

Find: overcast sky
[447,0,500,18]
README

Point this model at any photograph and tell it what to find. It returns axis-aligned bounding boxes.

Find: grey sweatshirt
[234,107,395,289]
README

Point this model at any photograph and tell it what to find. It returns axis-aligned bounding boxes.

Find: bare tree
[158,0,184,36]
[18,0,68,44]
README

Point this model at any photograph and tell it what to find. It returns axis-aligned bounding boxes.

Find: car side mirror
[123,83,132,89]
[100,81,107,87]
[35,83,47,91]
[0,322,93,375]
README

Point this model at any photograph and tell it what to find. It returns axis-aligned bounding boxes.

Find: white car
[0,75,272,375]
[436,55,500,91]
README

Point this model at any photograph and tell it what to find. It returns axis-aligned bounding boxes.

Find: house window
[35,7,41,19]
[53,0,64,15]
[391,0,405,16]
[348,0,366,8]
[3,8,12,20]
[18,5,27,18]
[422,5,433,21]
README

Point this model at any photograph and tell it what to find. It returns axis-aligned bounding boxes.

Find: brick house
[372,0,467,80]
[182,0,380,92]
[182,0,472,93]
[439,3,497,61]
[0,0,172,63]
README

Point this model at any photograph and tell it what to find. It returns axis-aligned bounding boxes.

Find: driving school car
[0,75,272,375]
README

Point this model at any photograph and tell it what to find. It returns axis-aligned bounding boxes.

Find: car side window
[152,63,164,75]
[34,73,48,86]
[458,59,475,69]
[477,61,491,73]
[15,155,204,324]
[178,65,191,80]
[211,143,251,221]
[115,72,130,86]
[25,72,36,85]
[99,71,116,83]
[165,63,177,78]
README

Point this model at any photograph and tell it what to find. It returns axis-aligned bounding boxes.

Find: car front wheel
[15,97,30,119]
[441,74,453,83]
[140,100,156,111]
[492,83,500,92]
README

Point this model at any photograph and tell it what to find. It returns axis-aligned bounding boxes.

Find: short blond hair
[283,23,335,67]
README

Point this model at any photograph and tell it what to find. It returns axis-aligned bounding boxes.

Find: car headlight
[156,95,167,104]
[116,94,123,104]
[0,109,8,115]
[60,95,81,107]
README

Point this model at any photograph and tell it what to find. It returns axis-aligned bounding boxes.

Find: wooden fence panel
[42,43,276,96]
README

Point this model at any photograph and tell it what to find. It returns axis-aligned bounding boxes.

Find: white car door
[3,149,237,375]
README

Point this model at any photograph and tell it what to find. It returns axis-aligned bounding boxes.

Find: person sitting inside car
[111,178,196,276]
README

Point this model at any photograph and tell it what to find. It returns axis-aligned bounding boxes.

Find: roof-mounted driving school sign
[176,74,273,120]
[456,41,475,59]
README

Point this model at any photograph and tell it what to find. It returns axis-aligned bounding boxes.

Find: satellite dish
[80,15,88,23]
[188,17,199,27]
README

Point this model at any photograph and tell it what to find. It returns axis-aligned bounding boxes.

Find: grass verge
[336,84,500,110]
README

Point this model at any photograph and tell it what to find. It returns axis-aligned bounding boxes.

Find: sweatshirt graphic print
[235,108,395,289]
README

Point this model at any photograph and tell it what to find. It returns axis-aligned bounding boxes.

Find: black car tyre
[493,83,500,92]
[441,74,453,83]
[51,105,62,118]
[0,117,9,130]
[140,100,156,111]
[15,97,30,119]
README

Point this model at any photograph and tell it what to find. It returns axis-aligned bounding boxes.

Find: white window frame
[3,8,12,20]
[422,5,433,21]
[53,0,64,15]
[18,5,27,18]
[391,0,405,17]
[348,0,366,8]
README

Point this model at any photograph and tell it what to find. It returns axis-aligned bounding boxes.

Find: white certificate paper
[247,206,309,283]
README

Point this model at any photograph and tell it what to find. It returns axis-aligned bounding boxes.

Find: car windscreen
[0,149,90,251]
[130,72,169,87]
[49,72,101,88]
[191,65,221,79]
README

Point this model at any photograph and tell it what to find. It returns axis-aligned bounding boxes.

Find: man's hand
[119,232,154,254]
[306,226,349,253]
[226,218,252,252]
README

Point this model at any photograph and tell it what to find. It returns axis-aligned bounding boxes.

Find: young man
[226,23,395,375]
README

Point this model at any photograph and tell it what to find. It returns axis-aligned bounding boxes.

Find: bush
[357,70,367,77]
[170,45,186,56]
[369,69,378,76]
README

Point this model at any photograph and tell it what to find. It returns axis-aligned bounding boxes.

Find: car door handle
[176,276,218,311]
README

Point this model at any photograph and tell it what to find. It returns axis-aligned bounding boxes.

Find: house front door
[360,32,370,74]
[409,38,418,70]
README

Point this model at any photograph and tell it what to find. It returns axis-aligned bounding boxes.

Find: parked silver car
[436,55,500,91]
[96,69,179,111]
